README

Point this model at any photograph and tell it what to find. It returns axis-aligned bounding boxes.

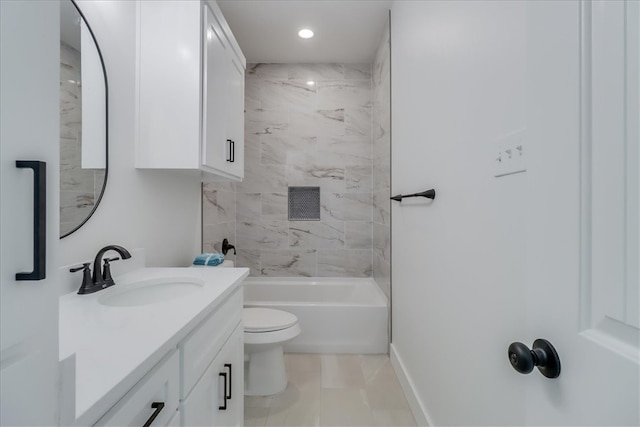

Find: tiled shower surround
[204,56,390,288]
[372,23,391,298]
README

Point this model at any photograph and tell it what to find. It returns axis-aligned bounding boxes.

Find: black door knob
[508,339,561,378]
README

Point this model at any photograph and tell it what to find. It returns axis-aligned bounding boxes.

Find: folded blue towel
[193,253,225,267]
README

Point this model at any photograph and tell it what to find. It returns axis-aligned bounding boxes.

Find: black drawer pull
[15,160,46,281]
[142,401,164,427]
[218,372,228,410]
[224,363,232,399]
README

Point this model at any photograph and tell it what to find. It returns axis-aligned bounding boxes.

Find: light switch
[494,130,527,177]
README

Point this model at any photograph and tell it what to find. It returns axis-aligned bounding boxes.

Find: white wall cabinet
[136,0,245,181]
[202,4,245,179]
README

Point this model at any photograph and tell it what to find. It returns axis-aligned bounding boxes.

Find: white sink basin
[98,277,204,307]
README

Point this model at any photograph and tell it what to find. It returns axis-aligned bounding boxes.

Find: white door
[524,1,639,424]
[0,1,61,425]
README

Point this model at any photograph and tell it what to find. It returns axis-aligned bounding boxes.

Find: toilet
[243,307,300,396]
[192,256,301,395]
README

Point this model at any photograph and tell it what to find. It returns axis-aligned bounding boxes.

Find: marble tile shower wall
[202,181,237,257]
[372,24,392,299]
[60,42,105,236]
[203,63,375,277]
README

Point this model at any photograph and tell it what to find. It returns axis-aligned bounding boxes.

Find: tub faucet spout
[222,239,236,255]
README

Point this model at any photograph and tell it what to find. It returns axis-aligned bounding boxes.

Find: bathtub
[242,277,388,354]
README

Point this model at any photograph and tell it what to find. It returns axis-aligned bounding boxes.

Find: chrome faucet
[71,245,132,294]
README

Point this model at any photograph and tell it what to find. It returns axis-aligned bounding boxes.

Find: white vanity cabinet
[136,0,245,181]
[90,287,244,427]
[60,267,249,427]
[94,351,180,427]
[180,287,244,426]
[181,326,244,426]
[93,287,244,427]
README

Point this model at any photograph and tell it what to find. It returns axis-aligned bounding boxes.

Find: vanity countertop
[59,267,249,425]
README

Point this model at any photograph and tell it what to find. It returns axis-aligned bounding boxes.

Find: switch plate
[494,130,526,177]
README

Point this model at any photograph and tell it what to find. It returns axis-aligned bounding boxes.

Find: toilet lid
[243,308,298,332]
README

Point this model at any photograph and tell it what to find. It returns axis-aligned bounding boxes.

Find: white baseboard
[390,343,433,427]
[284,343,388,354]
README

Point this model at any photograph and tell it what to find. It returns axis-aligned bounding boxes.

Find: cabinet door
[215,325,244,427]
[136,0,201,169]
[202,4,229,173]
[224,55,245,180]
[182,325,244,427]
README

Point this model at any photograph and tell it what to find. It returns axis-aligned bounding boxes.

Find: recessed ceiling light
[298,28,314,39]
[306,80,315,86]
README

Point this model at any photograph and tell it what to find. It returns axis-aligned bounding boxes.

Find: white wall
[59,0,201,270]
[390,1,527,425]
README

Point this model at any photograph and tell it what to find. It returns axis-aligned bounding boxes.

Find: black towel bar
[390,189,436,202]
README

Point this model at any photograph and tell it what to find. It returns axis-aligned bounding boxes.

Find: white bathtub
[242,277,389,354]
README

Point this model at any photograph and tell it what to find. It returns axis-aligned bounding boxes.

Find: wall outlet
[494,130,526,177]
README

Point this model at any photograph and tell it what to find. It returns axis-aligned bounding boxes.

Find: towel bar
[390,189,436,202]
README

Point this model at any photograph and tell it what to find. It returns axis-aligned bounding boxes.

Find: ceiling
[217,0,392,64]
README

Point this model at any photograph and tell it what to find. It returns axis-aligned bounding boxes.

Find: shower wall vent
[288,186,320,221]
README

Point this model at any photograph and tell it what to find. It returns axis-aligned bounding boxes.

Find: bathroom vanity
[59,267,249,426]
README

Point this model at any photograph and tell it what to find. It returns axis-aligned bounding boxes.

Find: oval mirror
[59,0,108,238]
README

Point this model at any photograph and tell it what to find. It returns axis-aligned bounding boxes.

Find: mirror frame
[61,0,109,238]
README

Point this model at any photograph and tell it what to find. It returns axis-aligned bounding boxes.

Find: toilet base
[244,345,287,396]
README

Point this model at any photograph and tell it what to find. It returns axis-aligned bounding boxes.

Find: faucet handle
[70,262,91,273]
[102,257,121,288]
[71,263,95,295]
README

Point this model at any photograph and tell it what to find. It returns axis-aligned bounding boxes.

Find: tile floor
[244,353,417,426]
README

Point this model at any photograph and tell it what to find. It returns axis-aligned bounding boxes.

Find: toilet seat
[243,308,298,332]
[243,308,301,346]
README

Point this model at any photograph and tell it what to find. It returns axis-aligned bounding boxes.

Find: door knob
[508,338,561,378]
